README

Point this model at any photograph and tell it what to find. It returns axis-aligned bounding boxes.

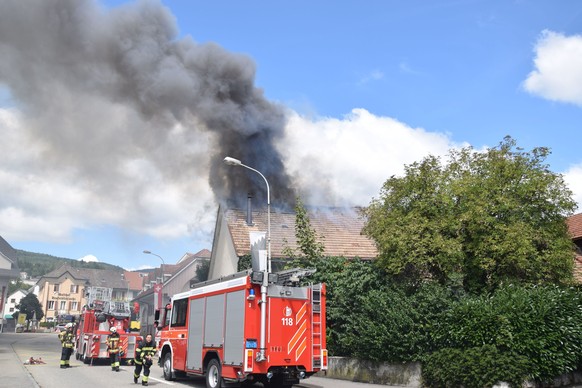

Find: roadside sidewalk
[0,333,40,388]
[296,375,405,388]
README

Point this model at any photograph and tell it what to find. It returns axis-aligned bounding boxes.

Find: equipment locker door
[224,290,245,365]
[187,298,205,370]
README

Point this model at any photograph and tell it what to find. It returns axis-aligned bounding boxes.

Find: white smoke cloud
[0,102,463,245]
[0,106,216,244]
[2,2,581,254]
[523,30,582,106]
[279,108,461,207]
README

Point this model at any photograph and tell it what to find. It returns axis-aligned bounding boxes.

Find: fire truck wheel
[206,358,222,388]
[162,353,175,381]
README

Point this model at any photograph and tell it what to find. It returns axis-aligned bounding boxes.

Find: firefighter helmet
[65,323,73,329]
[110,327,117,333]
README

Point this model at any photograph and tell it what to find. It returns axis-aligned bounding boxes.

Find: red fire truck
[75,286,141,364]
[157,268,327,387]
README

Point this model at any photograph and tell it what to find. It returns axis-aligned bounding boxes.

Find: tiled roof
[567,213,582,240]
[140,252,201,287]
[123,271,144,291]
[225,207,377,259]
[193,249,211,258]
[39,264,129,289]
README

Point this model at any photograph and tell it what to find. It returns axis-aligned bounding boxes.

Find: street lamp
[223,156,270,362]
[143,250,165,282]
[223,157,271,273]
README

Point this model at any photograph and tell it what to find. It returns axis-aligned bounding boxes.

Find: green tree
[363,137,577,292]
[15,293,44,321]
[282,197,325,262]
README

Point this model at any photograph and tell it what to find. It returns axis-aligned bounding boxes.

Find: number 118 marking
[281,318,294,326]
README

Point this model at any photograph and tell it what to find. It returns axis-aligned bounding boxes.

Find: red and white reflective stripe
[321,349,328,370]
[91,340,98,356]
[244,349,254,372]
[286,302,309,361]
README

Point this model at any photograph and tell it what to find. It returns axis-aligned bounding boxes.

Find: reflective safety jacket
[107,333,121,354]
[135,340,156,365]
[58,330,75,349]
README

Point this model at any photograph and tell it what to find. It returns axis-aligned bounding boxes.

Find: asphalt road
[0,332,396,388]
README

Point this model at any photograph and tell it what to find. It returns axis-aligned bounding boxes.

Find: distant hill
[16,249,124,278]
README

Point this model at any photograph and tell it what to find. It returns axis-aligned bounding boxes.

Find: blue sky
[1,0,582,271]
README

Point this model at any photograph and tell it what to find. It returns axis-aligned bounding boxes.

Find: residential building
[4,288,28,319]
[0,235,20,327]
[36,265,143,322]
[209,205,377,279]
[210,205,582,283]
[131,249,210,336]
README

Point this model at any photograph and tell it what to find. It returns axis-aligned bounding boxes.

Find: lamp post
[143,250,165,283]
[143,250,165,311]
[223,156,270,362]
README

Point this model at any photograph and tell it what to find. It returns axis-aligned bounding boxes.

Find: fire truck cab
[157,268,327,387]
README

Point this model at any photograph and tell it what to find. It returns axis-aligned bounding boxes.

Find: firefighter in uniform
[133,334,156,386]
[58,322,75,368]
[106,326,121,371]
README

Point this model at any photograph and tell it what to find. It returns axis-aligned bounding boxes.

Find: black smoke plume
[0,0,295,210]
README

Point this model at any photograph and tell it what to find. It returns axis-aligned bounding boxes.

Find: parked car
[55,323,67,332]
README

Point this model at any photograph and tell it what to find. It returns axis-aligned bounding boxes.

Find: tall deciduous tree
[363,137,577,292]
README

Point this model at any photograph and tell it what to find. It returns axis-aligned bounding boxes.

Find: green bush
[431,284,582,382]
[301,256,458,361]
[294,254,582,384]
[423,345,530,388]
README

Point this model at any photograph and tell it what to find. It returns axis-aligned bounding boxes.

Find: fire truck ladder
[311,284,323,369]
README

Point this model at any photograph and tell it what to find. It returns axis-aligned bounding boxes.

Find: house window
[70,285,78,294]
[10,298,15,303]
[9,307,14,312]
[70,301,78,311]
[48,301,55,310]
[53,284,59,292]
[59,301,66,310]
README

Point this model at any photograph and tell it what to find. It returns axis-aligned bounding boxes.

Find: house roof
[0,235,18,264]
[567,213,582,240]
[225,207,378,259]
[134,250,210,299]
[123,271,144,291]
[177,249,211,264]
[39,264,129,289]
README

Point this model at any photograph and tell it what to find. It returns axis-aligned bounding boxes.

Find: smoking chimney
[247,194,254,226]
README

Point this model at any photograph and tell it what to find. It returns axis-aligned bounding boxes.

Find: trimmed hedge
[431,285,582,383]
[295,256,582,385]
[423,345,530,388]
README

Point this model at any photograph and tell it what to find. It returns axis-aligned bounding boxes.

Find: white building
[0,235,20,330]
[4,289,28,319]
